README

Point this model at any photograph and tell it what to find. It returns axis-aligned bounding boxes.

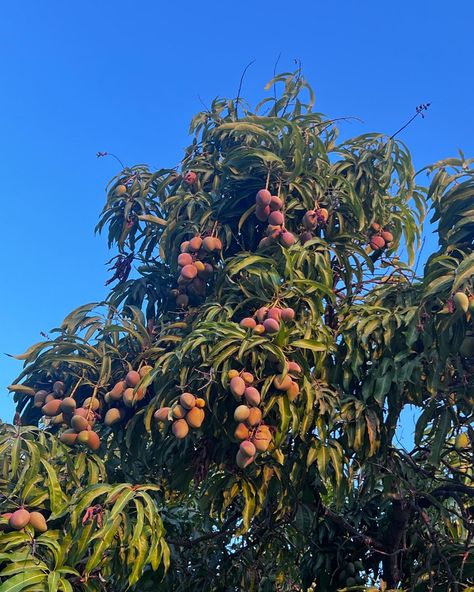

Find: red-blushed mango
[288,361,302,374]
[214,237,222,251]
[280,231,296,247]
[234,423,250,441]
[240,317,256,329]
[180,393,196,410]
[45,394,55,403]
[287,381,300,401]
[370,236,385,250]
[263,318,280,334]
[280,307,295,321]
[71,415,90,432]
[195,397,206,409]
[178,252,193,267]
[172,419,189,439]
[29,512,48,533]
[172,404,187,419]
[176,294,189,308]
[258,237,272,249]
[256,307,268,322]
[381,231,394,243]
[230,376,246,398]
[303,210,317,229]
[180,241,190,253]
[256,205,270,222]
[154,407,171,422]
[87,431,101,451]
[139,365,153,378]
[234,405,250,422]
[273,374,293,391]
[60,397,76,413]
[202,236,217,252]
[240,440,256,458]
[267,307,281,321]
[60,429,78,446]
[181,264,198,280]
[9,508,30,530]
[227,369,239,380]
[241,372,254,385]
[42,399,62,417]
[300,230,313,244]
[185,407,205,428]
[268,210,284,226]
[126,371,141,388]
[316,207,329,222]
[253,324,266,334]
[77,430,90,445]
[123,388,136,408]
[244,387,261,407]
[188,236,203,252]
[246,407,262,427]
[236,449,255,469]
[109,380,125,400]
[371,222,382,232]
[256,189,272,206]
[269,195,283,211]
[104,407,123,426]
[252,430,271,452]
[184,171,197,185]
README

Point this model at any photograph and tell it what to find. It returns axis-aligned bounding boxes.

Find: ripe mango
[256,189,272,206]
[87,431,100,451]
[29,511,48,533]
[240,440,256,458]
[9,508,30,530]
[41,399,62,417]
[236,449,254,469]
[172,419,189,439]
[240,317,256,329]
[77,430,90,444]
[125,371,140,388]
[273,374,293,391]
[180,393,196,410]
[234,405,250,422]
[139,365,153,378]
[195,397,206,409]
[246,407,262,427]
[109,380,125,400]
[71,415,90,432]
[60,397,76,413]
[154,407,171,422]
[185,407,205,428]
[230,376,246,398]
[244,387,261,407]
[263,318,280,334]
[234,423,250,441]
[104,408,123,426]
[60,429,78,446]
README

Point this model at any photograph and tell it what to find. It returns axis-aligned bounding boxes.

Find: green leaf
[0,571,47,592]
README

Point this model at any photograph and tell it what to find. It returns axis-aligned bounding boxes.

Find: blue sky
[1,1,473,425]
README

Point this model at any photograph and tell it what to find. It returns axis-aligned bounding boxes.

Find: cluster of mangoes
[171,235,221,308]
[103,365,153,424]
[254,189,296,248]
[273,361,302,402]
[300,206,329,244]
[33,381,100,451]
[368,223,393,251]
[154,392,206,438]
[239,305,296,335]
[228,369,273,468]
[0,508,48,533]
[337,561,366,589]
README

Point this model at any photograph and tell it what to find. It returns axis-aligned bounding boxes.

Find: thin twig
[235,60,256,120]
[390,103,431,140]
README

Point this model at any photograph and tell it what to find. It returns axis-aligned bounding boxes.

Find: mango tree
[2,71,473,591]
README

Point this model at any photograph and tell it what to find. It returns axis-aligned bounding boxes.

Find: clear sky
[1,1,473,425]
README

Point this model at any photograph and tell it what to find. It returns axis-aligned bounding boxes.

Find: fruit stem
[69,376,84,400]
[265,168,271,191]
